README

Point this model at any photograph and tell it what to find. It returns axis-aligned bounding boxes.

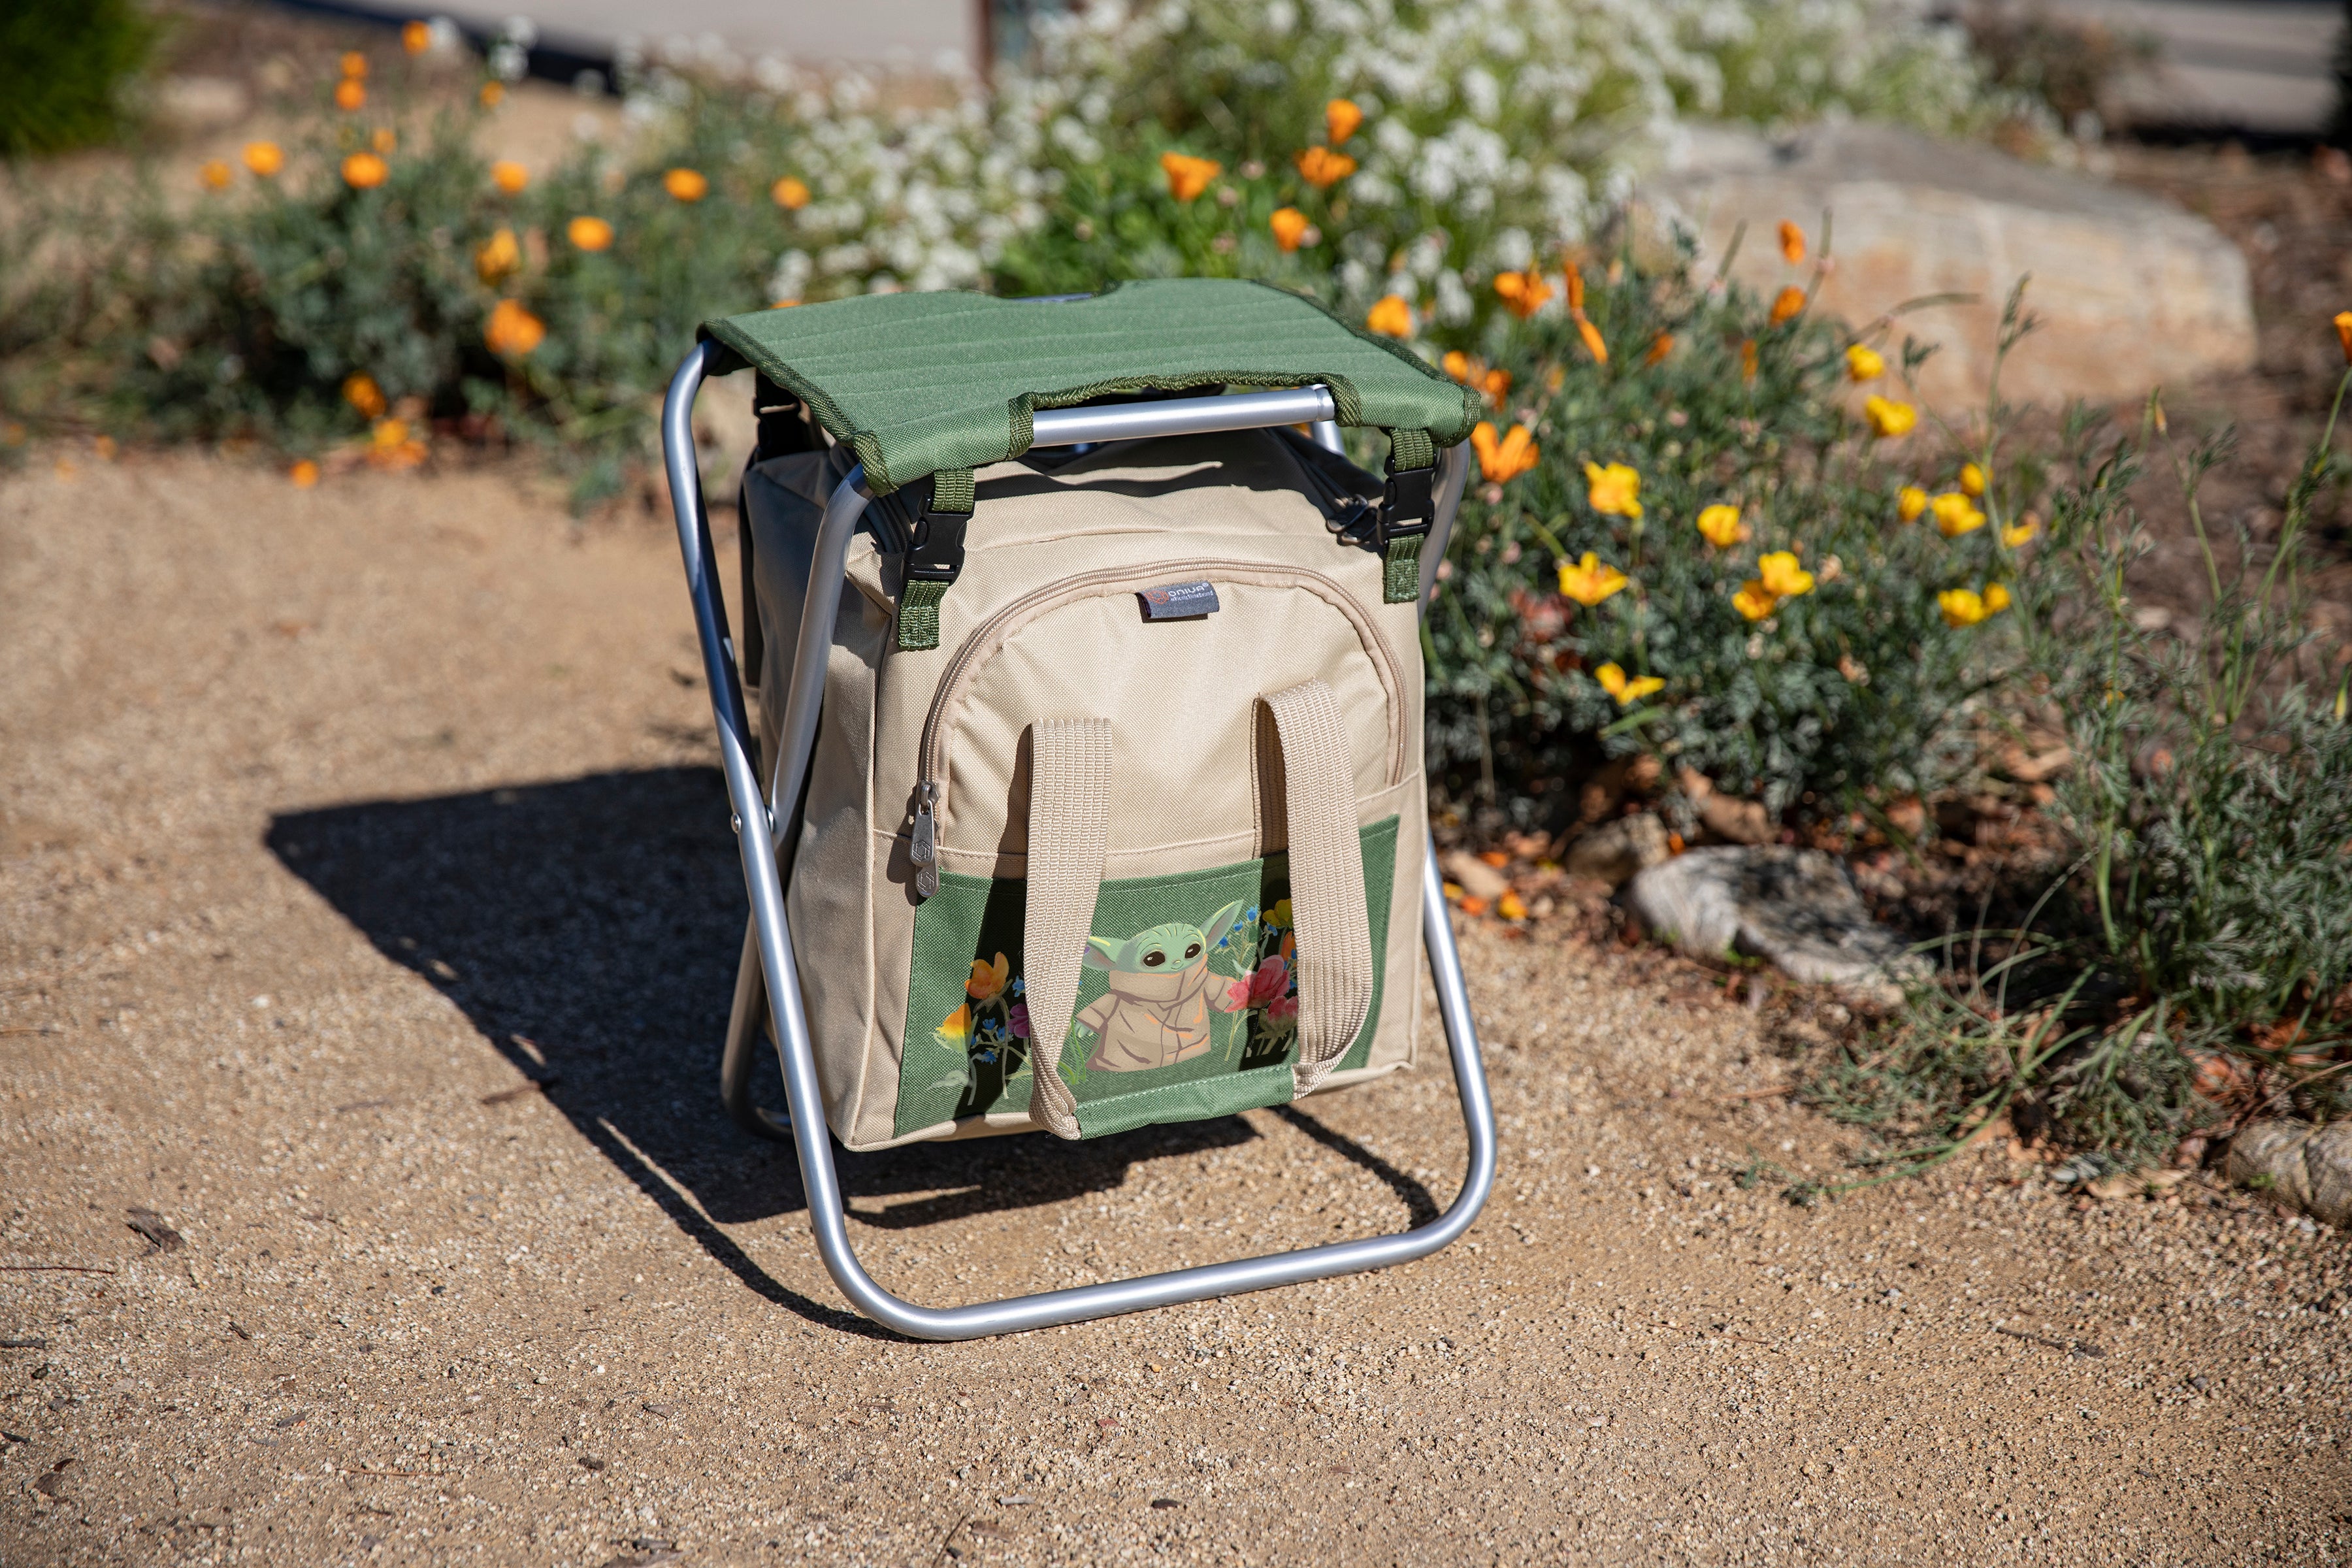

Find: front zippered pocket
[904,557,1406,898]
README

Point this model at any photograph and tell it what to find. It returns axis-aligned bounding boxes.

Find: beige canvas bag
[742,428,1426,1152]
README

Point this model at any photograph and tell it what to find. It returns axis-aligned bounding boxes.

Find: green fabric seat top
[700,278,1482,496]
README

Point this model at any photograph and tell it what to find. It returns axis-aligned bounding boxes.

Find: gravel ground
[3,451,2349,1566]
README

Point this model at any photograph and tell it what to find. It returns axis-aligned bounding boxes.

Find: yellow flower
[335,77,366,112]
[1769,286,1806,326]
[1269,206,1310,252]
[1558,551,1629,606]
[1757,551,1815,599]
[1269,898,1293,928]
[340,152,388,189]
[1845,344,1884,382]
[1733,580,1779,621]
[402,20,431,52]
[1470,421,1537,482]
[342,373,387,418]
[2001,515,2040,547]
[490,160,529,194]
[1646,331,1674,367]
[485,297,546,357]
[1365,295,1413,338]
[566,215,613,252]
[1897,485,1928,523]
[772,176,811,210]
[475,227,521,284]
[2337,310,2352,365]
[1594,662,1664,706]
[1294,146,1354,189]
[1960,461,1986,498]
[340,50,368,79]
[1493,269,1551,320]
[1695,503,1745,548]
[1931,491,1987,538]
[1325,97,1364,145]
[1582,461,1642,519]
[289,459,321,488]
[966,953,1010,1003]
[242,140,284,176]
[371,127,397,154]
[664,167,709,202]
[1497,890,1528,921]
[1160,151,1221,201]
[1778,220,1805,264]
[936,1003,972,1045]
[199,159,232,191]
[480,81,504,108]
[1938,588,1989,628]
[1576,316,1609,364]
[1984,583,2012,613]
[1863,395,1917,438]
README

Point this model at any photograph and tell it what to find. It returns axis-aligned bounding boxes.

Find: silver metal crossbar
[662,340,1494,1339]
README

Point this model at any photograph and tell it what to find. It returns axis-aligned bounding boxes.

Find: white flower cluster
[1013,0,1985,314]
[619,0,1985,308]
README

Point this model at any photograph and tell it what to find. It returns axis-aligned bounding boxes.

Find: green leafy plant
[1805,348,2352,1183]
[0,0,161,157]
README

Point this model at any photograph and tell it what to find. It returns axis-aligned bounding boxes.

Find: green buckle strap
[1378,429,1437,605]
[897,578,950,651]
[1383,535,1424,603]
[894,468,976,651]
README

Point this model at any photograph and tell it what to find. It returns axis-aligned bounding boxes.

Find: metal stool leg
[664,343,1494,1339]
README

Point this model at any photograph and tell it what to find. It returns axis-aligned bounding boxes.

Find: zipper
[905,556,1407,894]
[908,780,939,899]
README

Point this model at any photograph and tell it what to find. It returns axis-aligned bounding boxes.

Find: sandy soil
[2,449,2349,1567]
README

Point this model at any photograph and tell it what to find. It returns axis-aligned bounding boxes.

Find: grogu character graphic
[1071,900,1247,1072]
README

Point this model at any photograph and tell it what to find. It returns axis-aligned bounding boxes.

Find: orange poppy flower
[1294,146,1355,189]
[1325,98,1364,145]
[1269,206,1311,252]
[1160,152,1220,201]
[1470,421,1538,482]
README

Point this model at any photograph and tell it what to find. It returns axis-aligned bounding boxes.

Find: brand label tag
[1138,580,1220,621]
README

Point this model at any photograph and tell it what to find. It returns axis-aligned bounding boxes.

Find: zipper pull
[909,781,939,900]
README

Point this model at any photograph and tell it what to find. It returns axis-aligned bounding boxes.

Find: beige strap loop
[1022,717,1113,1140]
[1262,679,1375,1098]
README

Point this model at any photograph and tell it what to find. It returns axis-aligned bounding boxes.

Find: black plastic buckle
[902,475,968,583]
[1377,465,1435,547]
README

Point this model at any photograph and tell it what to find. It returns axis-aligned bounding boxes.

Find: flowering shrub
[994,0,1993,322]
[1420,236,2034,824]
[1806,348,2352,1179]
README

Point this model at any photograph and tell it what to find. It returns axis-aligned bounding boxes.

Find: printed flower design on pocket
[1210,902,1301,1066]
[932,953,1030,1111]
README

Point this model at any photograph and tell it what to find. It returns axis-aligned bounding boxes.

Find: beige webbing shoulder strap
[1019,684,1375,1138]
[1262,679,1375,1098]
[1022,717,1111,1140]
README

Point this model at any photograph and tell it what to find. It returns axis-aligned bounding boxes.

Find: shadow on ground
[267,768,1433,1325]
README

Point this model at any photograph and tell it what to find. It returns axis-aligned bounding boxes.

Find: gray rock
[1625,846,1924,993]
[1563,813,1670,887]
[2227,1120,2352,1227]
[1642,122,2254,409]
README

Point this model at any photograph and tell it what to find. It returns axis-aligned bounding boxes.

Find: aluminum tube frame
[666,341,1495,1339]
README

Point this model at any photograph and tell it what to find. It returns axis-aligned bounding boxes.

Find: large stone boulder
[1643,123,2255,408]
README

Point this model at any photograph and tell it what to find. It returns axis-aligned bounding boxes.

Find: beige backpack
[739,428,1429,1151]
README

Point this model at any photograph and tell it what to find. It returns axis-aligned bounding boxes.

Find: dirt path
[2,450,2347,1566]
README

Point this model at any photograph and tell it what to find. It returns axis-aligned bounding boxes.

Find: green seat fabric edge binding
[696,277,1481,497]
